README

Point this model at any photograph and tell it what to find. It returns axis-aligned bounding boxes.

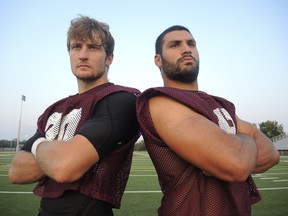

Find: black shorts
[38,190,113,216]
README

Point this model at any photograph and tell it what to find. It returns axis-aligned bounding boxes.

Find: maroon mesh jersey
[33,83,140,208]
[136,87,261,216]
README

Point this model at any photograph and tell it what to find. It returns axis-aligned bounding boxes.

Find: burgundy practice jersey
[33,83,140,208]
[136,87,261,216]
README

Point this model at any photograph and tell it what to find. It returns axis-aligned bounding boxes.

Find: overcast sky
[0,0,287,140]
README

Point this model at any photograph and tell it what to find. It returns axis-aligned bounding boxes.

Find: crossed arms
[9,92,138,184]
[148,96,280,182]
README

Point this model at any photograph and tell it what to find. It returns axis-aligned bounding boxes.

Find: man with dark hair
[9,16,140,216]
[136,25,279,215]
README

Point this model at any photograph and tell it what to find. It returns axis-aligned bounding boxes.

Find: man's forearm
[9,150,45,184]
[236,116,279,173]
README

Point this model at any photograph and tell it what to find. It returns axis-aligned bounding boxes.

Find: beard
[76,72,104,82]
[73,68,106,82]
[161,56,199,84]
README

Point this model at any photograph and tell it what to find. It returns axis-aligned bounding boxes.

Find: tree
[258,120,286,139]
[134,139,146,151]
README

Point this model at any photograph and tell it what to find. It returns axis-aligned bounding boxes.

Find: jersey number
[44,108,82,141]
[213,108,236,134]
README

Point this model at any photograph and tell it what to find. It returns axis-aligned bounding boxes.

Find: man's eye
[90,45,101,50]
[187,40,196,47]
[189,42,196,47]
[71,45,80,50]
[170,43,178,48]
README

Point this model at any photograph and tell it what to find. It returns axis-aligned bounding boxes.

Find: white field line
[260,177,279,180]
[257,187,288,191]
[133,152,150,157]
[0,191,33,194]
[252,173,288,177]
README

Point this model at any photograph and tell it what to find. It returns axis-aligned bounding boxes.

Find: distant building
[273,134,288,155]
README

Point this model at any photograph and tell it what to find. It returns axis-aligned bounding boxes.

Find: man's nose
[182,44,192,54]
[79,48,88,60]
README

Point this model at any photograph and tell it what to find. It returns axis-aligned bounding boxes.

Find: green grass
[1,152,287,215]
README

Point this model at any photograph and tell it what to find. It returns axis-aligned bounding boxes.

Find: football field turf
[1,152,287,215]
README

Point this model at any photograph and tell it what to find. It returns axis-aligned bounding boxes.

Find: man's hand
[9,150,45,184]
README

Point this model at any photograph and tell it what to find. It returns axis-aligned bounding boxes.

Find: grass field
[1,152,288,216]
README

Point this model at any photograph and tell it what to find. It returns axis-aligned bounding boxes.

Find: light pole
[16,95,26,151]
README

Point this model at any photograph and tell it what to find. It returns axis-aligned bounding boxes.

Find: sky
[0,0,287,140]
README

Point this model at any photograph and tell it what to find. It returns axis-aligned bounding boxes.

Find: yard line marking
[133,152,150,157]
[260,177,279,180]
[0,191,33,194]
[124,191,161,194]
[252,172,288,176]
[273,179,288,182]
[258,187,288,191]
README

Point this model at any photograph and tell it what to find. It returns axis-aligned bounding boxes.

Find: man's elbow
[52,173,82,183]
[50,165,84,183]
[8,169,22,184]
[225,167,251,182]
[231,167,252,182]
[8,173,17,184]
[220,161,254,182]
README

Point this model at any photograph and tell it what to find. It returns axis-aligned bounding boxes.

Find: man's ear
[105,54,113,66]
[154,54,162,67]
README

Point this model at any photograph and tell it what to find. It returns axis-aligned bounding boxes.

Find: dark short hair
[67,15,115,56]
[155,25,191,55]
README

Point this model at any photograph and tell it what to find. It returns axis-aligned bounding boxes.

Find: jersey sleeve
[21,130,43,152]
[77,92,139,159]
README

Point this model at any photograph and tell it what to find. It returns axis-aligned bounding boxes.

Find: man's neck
[77,79,109,94]
[163,80,198,91]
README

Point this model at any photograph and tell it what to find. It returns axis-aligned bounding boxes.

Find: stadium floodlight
[16,95,26,151]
